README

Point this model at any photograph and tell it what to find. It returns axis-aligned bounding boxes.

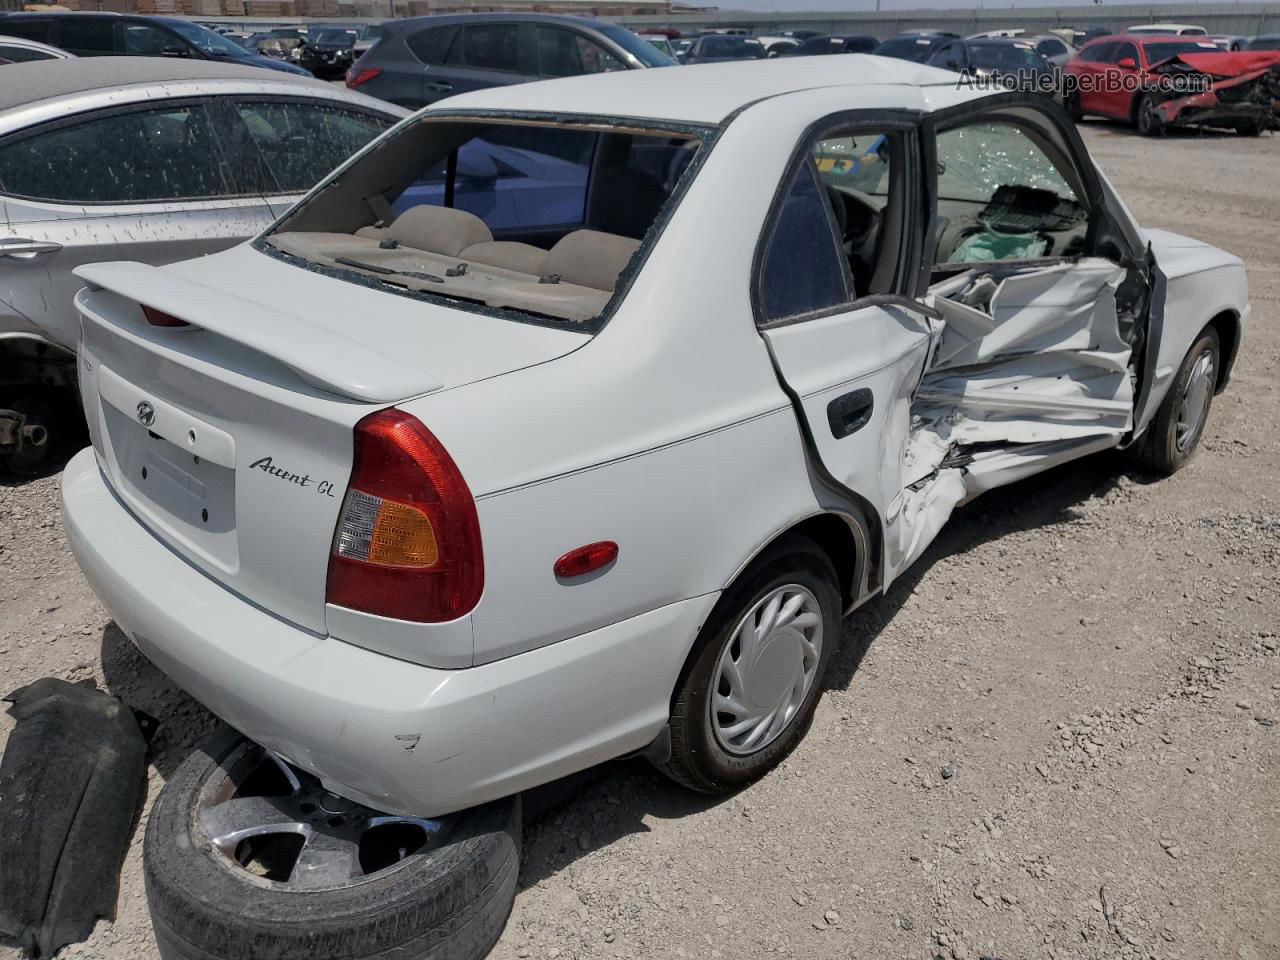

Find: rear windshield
[876,36,938,62]
[969,42,1045,69]
[700,36,765,58]
[1143,39,1224,60]
[260,117,707,330]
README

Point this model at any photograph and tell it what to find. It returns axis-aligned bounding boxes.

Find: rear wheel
[655,536,841,794]
[1237,118,1266,137]
[1065,90,1084,122]
[1135,328,1220,476]
[145,731,520,960]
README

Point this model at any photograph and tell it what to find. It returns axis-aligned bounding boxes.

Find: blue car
[0,12,312,75]
[394,138,589,233]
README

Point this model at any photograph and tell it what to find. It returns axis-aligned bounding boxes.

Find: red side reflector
[142,305,188,328]
[554,541,619,579]
[346,66,382,88]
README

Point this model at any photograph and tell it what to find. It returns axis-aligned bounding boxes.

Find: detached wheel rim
[711,584,823,756]
[1176,348,1215,453]
[195,740,456,892]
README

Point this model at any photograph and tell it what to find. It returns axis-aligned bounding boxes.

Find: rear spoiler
[74,262,442,404]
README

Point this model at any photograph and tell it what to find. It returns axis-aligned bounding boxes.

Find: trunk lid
[74,245,586,633]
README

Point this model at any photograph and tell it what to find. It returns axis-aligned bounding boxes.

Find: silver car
[0,58,406,473]
[0,35,74,62]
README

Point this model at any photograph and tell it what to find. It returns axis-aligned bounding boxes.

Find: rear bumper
[62,448,718,817]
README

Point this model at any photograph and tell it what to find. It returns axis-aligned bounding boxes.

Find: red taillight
[346,66,382,88]
[326,409,483,622]
[142,305,188,328]
[554,541,618,578]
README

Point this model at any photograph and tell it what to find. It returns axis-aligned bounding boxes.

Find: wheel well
[0,337,77,392]
[788,514,860,604]
[1205,310,1241,393]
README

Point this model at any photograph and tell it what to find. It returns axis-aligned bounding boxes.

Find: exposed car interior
[264,118,704,326]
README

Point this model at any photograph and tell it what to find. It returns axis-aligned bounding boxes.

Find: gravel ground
[1,122,1277,960]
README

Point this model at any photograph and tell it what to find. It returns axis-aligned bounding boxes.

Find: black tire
[145,731,520,960]
[1134,327,1220,476]
[1065,90,1084,123]
[1237,119,1266,137]
[655,535,841,795]
[1135,93,1164,137]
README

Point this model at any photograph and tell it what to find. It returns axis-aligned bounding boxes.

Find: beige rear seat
[542,229,641,292]
[356,206,494,257]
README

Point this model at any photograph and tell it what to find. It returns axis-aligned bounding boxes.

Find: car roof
[0,57,350,118]
[391,12,613,29]
[432,54,963,125]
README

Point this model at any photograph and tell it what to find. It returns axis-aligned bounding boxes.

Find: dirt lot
[2,122,1278,960]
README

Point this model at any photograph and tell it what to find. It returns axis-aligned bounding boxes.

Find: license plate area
[97,365,239,573]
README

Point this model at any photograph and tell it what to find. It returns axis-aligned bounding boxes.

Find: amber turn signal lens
[368,499,439,566]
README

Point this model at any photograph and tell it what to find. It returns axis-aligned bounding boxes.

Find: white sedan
[62,52,1244,913]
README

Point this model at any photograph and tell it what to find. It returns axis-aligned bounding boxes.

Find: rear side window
[0,104,228,203]
[0,44,56,62]
[1036,38,1067,57]
[405,24,458,64]
[758,162,849,322]
[456,22,523,71]
[1077,42,1114,62]
[124,23,181,56]
[1,19,52,43]
[535,26,624,77]
[233,100,393,194]
[57,18,118,55]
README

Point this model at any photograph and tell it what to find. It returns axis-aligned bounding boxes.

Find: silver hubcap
[1176,349,1215,452]
[196,741,454,891]
[711,584,824,756]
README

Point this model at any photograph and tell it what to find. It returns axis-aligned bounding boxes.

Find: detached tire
[1135,327,1220,476]
[145,732,520,960]
[656,535,841,795]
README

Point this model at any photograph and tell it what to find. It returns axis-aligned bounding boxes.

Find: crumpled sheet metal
[0,678,151,958]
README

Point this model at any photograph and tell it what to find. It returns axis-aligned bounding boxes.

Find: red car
[1064,34,1280,135]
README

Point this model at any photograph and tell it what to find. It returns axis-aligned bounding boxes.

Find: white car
[1128,23,1210,36]
[64,55,1246,827]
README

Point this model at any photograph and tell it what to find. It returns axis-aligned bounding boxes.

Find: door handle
[0,238,63,259]
[425,80,454,92]
[827,388,874,439]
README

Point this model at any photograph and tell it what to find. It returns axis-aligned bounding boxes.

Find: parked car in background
[1065,34,1280,135]
[1027,33,1075,67]
[639,32,676,57]
[0,12,311,75]
[753,34,799,57]
[0,59,404,473]
[680,33,767,63]
[352,21,382,57]
[0,35,73,62]
[1247,34,1280,51]
[61,56,1246,960]
[307,27,358,79]
[873,32,954,63]
[1207,35,1250,52]
[345,13,673,109]
[1070,26,1111,48]
[1129,23,1208,37]
[785,34,879,57]
[927,36,1059,97]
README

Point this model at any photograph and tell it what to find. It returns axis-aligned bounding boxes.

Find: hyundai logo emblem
[136,401,156,427]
